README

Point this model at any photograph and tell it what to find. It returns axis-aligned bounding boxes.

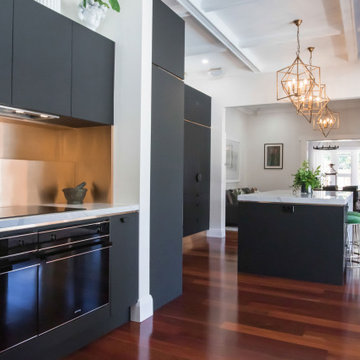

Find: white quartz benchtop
[237,190,353,207]
[0,203,139,232]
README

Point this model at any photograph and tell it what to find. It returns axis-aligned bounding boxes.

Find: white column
[207,100,226,239]
[131,0,154,322]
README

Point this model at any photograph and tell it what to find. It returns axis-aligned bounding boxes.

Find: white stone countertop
[237,190,353,207]
[0,203,139,232]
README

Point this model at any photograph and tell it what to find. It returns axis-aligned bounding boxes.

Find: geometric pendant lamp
[297,47,329,123]
[313,105,340,138]
[276,20,316,110]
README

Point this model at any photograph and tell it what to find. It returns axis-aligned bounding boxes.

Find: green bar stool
[346,214,360,268]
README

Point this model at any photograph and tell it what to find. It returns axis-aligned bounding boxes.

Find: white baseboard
[206,228,226,238]
[130,294,153,323]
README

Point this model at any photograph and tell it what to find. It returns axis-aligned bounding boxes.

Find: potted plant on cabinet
[293,161,322,194]
[78,0,120,31]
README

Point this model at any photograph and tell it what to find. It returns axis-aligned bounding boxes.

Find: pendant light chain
[296,24,301,58]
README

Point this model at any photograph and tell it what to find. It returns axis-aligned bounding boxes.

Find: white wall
[225,108,248,189]
[207,99,226,238]
[239,104,360,192]
[186,62,360,108]
[61,0,154,322]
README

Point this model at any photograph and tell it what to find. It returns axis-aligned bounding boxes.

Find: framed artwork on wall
[264,143,283,169]
[226,139,241,182]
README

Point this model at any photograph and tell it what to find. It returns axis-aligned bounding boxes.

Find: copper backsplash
[0,118,112,206]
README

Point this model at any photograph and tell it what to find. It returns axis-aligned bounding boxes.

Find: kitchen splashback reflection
[0,119,112,206]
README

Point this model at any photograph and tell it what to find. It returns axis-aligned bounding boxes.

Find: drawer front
[0,233,37,259]
[38,221,109,250]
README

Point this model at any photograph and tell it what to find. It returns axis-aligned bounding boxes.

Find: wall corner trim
[130,294,154,323]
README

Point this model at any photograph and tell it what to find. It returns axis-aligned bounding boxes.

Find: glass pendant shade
[314,106,340,138]
[298,83,329,123]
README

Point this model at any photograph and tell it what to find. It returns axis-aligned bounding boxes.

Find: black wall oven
[38,221,111,333]
[0,231,39,353]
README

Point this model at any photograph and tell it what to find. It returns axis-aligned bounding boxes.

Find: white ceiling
[163,0,360,77]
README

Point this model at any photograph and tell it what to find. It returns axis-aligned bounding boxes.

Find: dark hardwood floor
[66,231,360,360]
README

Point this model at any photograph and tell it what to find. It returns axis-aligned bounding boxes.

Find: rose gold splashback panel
[0,118,112,206]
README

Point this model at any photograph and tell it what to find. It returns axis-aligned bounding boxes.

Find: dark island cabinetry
[238,201,346,285]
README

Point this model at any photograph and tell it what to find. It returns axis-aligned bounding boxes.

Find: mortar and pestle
[63,182,88,204]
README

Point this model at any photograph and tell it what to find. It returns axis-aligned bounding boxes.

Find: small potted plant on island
[292,161,322,194]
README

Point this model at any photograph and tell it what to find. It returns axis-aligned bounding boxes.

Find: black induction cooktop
[0,206,85,219]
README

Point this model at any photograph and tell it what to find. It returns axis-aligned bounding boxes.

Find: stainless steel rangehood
[0,105,59,122]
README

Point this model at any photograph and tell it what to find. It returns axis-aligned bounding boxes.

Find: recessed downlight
[202,58,209,64]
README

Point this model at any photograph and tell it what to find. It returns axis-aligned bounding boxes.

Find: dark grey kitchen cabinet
[183,121,211,237]
[72,23,115,125]
[0,0,13,105]
[153,0,185,79]
[238,202,346,285]
[110,213,139,323]
[185,85,212,127]
[12,0,72,116]
[0,213,139,360]
[151,65,184,311]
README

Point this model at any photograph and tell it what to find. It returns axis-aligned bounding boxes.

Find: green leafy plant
[83,0,120,12]
[292,161,322,191]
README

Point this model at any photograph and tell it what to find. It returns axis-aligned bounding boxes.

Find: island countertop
[238,189,353,207]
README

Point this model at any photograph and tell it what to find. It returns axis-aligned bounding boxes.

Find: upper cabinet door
[185,85,212,127]
[72,23,114,125]
[12,0,72,116]
[153,0,185,79]
[0,0,13,106]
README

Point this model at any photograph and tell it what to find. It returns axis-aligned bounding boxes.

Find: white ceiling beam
[186,45,226,57]
[339,0,358,62]
[200,0,257,13]
[239,26,342,49]
[176,0,261,72]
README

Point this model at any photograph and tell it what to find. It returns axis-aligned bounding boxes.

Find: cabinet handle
[282,205,295,214]
[196,173,202,183]
[120,217,128,223]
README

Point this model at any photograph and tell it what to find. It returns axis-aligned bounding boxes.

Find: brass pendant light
[313,105,340,138]
[276,20,316,108]
[297,47,329,123]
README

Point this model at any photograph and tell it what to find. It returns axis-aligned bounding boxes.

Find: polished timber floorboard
[66,231,360,360]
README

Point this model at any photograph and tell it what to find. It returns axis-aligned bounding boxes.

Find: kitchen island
[237,190,353,285]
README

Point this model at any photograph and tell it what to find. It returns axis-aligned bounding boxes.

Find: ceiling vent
[208,67,224,78]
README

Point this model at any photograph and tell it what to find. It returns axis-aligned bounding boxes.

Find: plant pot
[301,184,312,195]
[78,1,108,31]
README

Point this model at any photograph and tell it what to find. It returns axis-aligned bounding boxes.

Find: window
[337,152,352,188]
[309,141,360,188]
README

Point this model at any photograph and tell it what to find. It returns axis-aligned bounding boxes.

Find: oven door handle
[0,263,40,276]
[44,244,112,264]
[0,249,38,261]
[38,234,109,252]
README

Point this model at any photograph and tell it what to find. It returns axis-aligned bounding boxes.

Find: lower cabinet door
[0,265,38,352]
[38,246,110,333]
